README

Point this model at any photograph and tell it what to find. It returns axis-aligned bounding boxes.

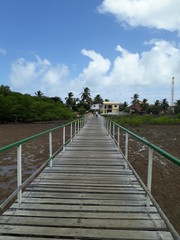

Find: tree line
[1,85,180,123]
[65,89,180,115]
[120,93,180,115]
[0,85,73,123]
[65,87,103,115]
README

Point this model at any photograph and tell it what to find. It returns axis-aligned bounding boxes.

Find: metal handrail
[104,118,180,167]
[0,116,88,210]
[0,118,83,154]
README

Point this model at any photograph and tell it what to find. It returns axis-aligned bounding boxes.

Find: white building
[90,104,103,112]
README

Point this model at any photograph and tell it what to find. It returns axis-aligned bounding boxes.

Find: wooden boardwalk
[0,116,174,239]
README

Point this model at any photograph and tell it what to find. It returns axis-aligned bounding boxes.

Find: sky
[0,0,180,104]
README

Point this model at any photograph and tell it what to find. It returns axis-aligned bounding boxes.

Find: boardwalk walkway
[0,116,174,239]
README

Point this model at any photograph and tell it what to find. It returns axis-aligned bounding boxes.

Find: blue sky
[0,0,180,104]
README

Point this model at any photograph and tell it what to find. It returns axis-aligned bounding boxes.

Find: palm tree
[65,92,74,109]
[80,87,91,102]
[141,98,149,112]
[35,90,44,97]
[131,93,140,105]
[161,98,169,113]
[80,87,92,110]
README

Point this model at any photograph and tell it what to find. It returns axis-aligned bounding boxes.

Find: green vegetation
[0,85,73,123]
[106,115,180,127]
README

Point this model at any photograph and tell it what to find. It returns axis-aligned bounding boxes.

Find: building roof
[103,102,120,105]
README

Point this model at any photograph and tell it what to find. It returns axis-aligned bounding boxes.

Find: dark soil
[119,125,180,235]
[0,123,180,235]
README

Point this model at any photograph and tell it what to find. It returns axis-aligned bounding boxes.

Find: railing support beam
[17,144,22,205]
[125,133,128,169]
[70,123,72,142]
[63,126,65,152]
[49,132,53,167]
[147,147,153,208]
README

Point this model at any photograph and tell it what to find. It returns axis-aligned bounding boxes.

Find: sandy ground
[0,122,180,234]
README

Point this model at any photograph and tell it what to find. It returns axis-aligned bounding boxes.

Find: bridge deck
[0,116,173,239]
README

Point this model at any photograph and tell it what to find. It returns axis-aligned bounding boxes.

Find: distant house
[90,104,103,112]
[128,102,142,114]
[102,102,120,114]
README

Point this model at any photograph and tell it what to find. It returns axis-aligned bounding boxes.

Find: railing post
[78,119,80,133]
[63,126,65,152]
[70,123,72,142]
[118,127,120,149]
[147,147,153,208]
[125,133,128,169]
[109,121,111,136]
[17,144,22,205]
[75,121,77,136]
[113,123,115,140]
[49,132,52,167]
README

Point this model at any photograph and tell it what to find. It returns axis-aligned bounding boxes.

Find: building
[102,102,120,114]
[90,104,103,113]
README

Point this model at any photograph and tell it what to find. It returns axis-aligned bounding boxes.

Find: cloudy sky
[0,0,180,104]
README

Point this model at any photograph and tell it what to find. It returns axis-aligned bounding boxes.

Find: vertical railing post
[49,132,52,167]
[113,123,115,140]
[147,147,153,208]
[63,126,65,152]
[78,119,80,133]
[118,127,120,149]
[109,121,111,136]
[70,123,72,142]
[75,121,77,136]
[17,144,22,205]
[125,133,128,169]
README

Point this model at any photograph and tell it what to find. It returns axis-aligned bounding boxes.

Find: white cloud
[10,41,180,103]
[98,0,180,33]
[10,55,70,97]
[79,49,111,86]
[0,47,6,55]
[77,40,180,103]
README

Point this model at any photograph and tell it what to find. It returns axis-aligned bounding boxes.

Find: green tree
[35,90,44,97]
[161,98,169,113]
[140,98,149,113]
[65,92,74,109]
[174,100,180,114]
[131,93,140,105]
[93,94,103,104]
[80,87,92,110]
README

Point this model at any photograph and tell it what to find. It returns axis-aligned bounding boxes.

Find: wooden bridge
[0,116,178,239]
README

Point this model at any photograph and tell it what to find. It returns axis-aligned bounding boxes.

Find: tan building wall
[103,102,120,114]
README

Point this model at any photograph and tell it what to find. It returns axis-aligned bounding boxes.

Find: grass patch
[106,114,180,126]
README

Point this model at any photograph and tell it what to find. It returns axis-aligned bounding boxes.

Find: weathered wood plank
[0,225,173,239]
[0,216,167,230]
[3,209,161,220]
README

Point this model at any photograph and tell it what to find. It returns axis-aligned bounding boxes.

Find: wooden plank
[9,203,158,213]
[0,225,173,239]
[3,209,161,220]
[19,197,150,206]
[0,216,167,230]
[22,191,147,200]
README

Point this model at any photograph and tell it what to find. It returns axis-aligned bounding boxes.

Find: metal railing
[102,116,180,240]
[0,116,88,210]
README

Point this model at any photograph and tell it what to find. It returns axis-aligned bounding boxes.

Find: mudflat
[0,123,180,234]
